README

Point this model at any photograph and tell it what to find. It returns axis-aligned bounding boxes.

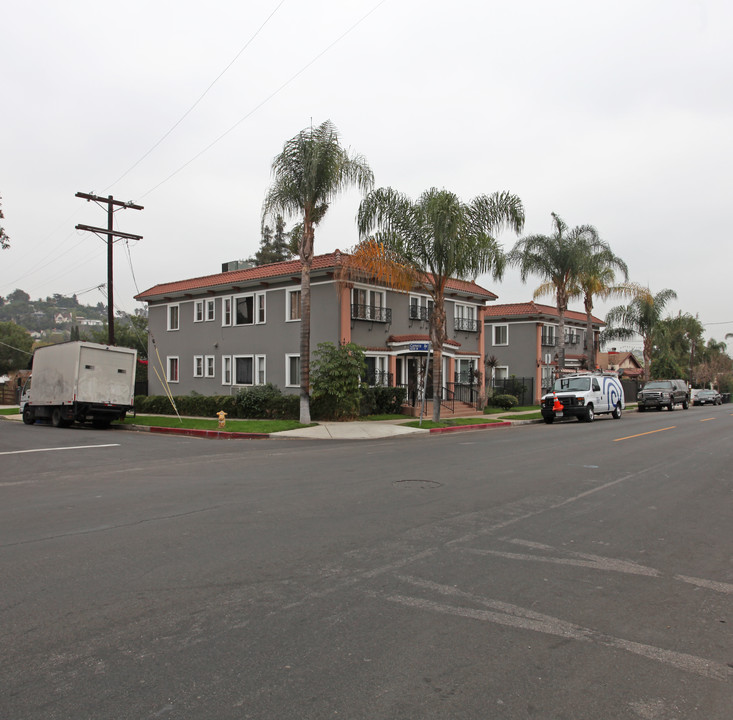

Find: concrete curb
[144,425,269,440]
[429,421,512,433]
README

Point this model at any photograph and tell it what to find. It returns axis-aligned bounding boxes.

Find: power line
[102,0,286,193]
[138,0,388,200]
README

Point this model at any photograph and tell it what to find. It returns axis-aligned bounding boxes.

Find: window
[167,304,179,331]
[455,358,475,384]
[495,366,509,380]
[493,324,508,346]
[167,356,179,382]
[352,287,390,322]
[194,301,204,323]
[234,355,253,385]
[193,355,204,377]
[205,355,215,378]
[286,354,300,387]
[409,294,433,321]
[454,303,477,332]
[206,299,215,321]
[287,289,301,321]
[222,297,232,327]
[255,355,266,385]
[365,356,389,386]
[256,293,266,324]
[235,295,254,325]
[222,356,232,385]
[541,325,556,345]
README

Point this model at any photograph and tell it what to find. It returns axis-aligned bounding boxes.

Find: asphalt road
[1,406,732,719]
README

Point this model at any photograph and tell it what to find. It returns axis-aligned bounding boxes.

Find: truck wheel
[51,407,63,427]
[682,399,689,409]
[543,416,554,424]
[638,406,646,412]
[585,405,595,422]
[612,403,622,419]
[22,406,35,425]
[668,400,674,411]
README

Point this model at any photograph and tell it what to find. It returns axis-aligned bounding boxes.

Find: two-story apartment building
[135,251,497,401]
[484,301,604,403]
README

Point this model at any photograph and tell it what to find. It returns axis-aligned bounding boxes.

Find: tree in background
[650,312,704,381]
[509,213,608,372]
[87,311,148,358]
[0,321,33,373]
[251,215,295,266]
[262,120,373,424]
[602,288,677,381]
[354,187,524,421]
[1,195,9,250]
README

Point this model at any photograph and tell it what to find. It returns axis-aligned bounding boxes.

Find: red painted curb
[149,426,269,440]
[429,421,512,433]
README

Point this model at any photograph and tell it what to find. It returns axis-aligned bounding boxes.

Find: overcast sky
[2,0,731,349]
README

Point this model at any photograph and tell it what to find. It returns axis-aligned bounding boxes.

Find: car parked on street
[691,388,722,406]
[637,379,689,411]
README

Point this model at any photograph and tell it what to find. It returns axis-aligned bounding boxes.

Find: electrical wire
[102,0,286,193]
[138,0,388,200]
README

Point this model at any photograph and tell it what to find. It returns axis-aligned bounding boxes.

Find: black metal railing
[351,304,392,323]
[564,333,580,345]
[409,305,431,321]
[541,334,557,346]
[450,381,481,409]
[454,317,478,332]
[365,370,393,387]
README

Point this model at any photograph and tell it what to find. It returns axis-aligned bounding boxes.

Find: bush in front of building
[135,394,239,417]
[234,384,298,419]
[360,385,407,416]
[311,342,366,421]
[485,394,519,411]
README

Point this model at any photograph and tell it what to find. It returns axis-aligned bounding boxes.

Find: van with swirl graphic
[540,371,625,424]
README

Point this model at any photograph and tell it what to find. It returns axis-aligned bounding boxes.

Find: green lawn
[497,411,543,421]
[401,417,503,429]
[0,407,20,415]
[362,413,407,421]
[121,415,312,433]
[483,405,539,415]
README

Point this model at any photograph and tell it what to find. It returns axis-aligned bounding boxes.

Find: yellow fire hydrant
[216,410,227,429]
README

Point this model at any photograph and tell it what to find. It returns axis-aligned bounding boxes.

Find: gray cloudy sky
[2,0,731,347]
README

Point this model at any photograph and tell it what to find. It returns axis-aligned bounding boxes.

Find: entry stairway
[402,400,481,418]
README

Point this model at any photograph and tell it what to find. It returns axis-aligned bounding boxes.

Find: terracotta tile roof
[483,301,604,326]
[387,334,461,348]
[135,251,497,302]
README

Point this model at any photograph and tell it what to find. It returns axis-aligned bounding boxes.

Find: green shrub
[487,393,518,411]
[311,342,366,420]
[360,385,406,415]
[234,383,297,419]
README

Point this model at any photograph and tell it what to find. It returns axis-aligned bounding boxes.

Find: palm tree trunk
[431,292,446,423]
[299,223,314,424]
[584,295,596,369]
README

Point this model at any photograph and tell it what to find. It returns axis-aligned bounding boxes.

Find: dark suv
[637,379,689,411]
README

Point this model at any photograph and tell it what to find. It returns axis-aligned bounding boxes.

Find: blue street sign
[409,342,429,352]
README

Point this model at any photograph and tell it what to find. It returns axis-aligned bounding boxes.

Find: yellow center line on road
[699,418,715,422]
[614,426,676,442]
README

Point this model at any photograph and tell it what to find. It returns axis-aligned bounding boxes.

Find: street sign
[409,342,429,352]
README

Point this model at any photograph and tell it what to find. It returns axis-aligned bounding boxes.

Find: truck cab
[541,371,625,424]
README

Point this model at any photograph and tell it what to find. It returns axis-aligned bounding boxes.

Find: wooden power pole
[75,192,143,345]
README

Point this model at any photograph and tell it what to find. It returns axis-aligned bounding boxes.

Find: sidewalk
[1,406,538,440]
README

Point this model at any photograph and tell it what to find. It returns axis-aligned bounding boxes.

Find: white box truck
[20,341,137,428]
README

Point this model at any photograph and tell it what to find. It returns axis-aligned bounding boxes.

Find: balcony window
[352,288,391,322]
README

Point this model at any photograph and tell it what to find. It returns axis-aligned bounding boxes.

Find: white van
[541,371,625,424]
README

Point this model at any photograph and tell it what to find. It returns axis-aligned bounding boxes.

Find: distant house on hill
[596,349,643,379]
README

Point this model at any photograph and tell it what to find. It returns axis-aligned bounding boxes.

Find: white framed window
[287,289,301,321]
[235,294,254,326]
[542,324,556,345]
[495,366,509,380]
[455,358,475,383]
[365,355,389,386]
[222,356,232,385]
[454,303,477,332]
[492,324,508,346]
[256,293,266,324]
[167,304,180,331]
[167,356,179,382]
[255,355,266,385]
[206,299,215,322]
[193,355,204,377]
[234,355,253,385]
[194,300,204,323]
[409,294,433,321]
[222,297,232,327]
[352,287,388,322]
[205,355,215,378]
[286,354,300,387]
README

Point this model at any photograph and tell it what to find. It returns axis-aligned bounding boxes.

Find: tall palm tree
[602,287,678,381]
[508,213,606,371]
[263,120,373,423]
[355,187,525,422]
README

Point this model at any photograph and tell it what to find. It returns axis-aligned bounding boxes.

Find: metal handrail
[351,304,392,323]
[454,317,478,332]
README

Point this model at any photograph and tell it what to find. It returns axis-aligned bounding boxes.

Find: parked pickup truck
[637,379,689,411]
[20,341,137,428]
[541,371,625,423]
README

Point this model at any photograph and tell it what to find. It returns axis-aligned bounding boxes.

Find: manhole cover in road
[392,479,442,489]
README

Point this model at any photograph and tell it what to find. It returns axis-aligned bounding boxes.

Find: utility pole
[75,192,143,345]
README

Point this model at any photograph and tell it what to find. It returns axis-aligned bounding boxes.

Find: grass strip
[483,405,539,415]
[0,407,20,415]
[121,415,311,434]
[401,417,503,429]
[497,412,543,421]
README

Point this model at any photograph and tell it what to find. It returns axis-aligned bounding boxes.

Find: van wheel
[585,405,595,422]
[22,406,35,425]
[612,403,622,419]
[543,416,554,424]
[638,406,646,412]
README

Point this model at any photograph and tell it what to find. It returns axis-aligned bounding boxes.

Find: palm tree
[355,187,525,422]
[262,120,373,423]
[602,288,678,381]
[509,213,609,372]
[571,247,636,368]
